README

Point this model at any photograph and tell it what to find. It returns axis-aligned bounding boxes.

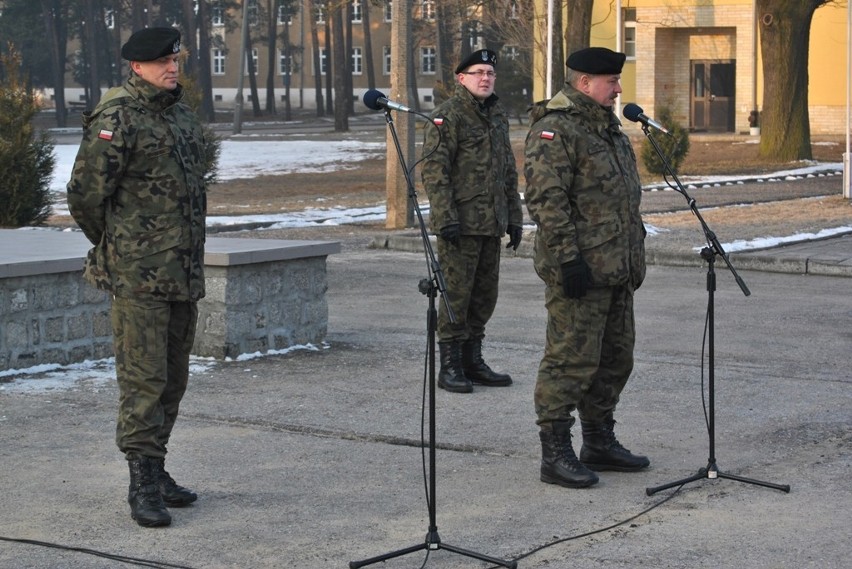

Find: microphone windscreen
[362,89,385,111]
[623,103,643,122]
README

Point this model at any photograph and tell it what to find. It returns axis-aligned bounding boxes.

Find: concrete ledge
[0,229,341,277]
[0,229,340,370]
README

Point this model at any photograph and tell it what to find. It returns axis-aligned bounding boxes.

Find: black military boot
[539,420,599,488]
[154,458,198,507]
[438,341,473,393]
[128,456,171,527]
[580,418,650,472]
[462,338,512,386]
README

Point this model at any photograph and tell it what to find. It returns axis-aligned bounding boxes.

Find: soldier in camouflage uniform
[67,28,207,526]
[523,47,650,489]
[421,49,524,394]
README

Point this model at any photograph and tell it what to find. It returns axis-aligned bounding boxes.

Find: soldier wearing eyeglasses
[421,49,524,395]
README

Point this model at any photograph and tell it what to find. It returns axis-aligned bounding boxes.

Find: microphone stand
[349,109,516,569]
[638,124,790,497]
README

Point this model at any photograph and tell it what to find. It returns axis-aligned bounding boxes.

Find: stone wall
[0,271,113,371]
[0,230,340,372]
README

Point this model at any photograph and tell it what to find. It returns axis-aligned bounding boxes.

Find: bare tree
[41,0,69,127]
[756,0,833,161]
[329,0,348,130]
[263,0,278,114]
[306,0,325,116]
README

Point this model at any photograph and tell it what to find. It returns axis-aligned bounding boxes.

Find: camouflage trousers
[436,235,501,343]
[535,284,635,425]
[111,297,198,459]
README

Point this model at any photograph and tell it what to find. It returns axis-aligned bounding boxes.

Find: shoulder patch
[433,117,445,126]
[98,129,114,141]
[539,130,555,140]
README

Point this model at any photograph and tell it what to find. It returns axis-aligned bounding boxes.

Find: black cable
[484,484,685,568]
[0,536,198,568]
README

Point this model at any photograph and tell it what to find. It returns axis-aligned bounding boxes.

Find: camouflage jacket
[421,83,522,237]
[523,85,646,289]
[67,74,207,301]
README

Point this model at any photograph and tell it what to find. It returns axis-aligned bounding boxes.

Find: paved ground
[1,232,851,568]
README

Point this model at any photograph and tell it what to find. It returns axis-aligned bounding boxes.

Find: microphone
[623,103,670,135]
[362,89,413,113]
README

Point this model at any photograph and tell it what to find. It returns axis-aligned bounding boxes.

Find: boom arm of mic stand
[641,125,750,297]
[383,109,457,321]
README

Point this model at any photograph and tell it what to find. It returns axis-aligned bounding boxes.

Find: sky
[2,138,848,390]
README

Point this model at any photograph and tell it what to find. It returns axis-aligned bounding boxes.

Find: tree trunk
[756,0,829,161]
[264,0,277,114]
[41,0,67,128]
[551,0,564,90]
[246,30,262,117]
[306,0,324,116]
[564,0,593,58]
[181,0,198,78]
[197,0,215,122]
[361,1,375,89]
[330,0,348,130]
[83,0,101,108]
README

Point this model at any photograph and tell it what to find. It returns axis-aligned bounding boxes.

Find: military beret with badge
[566,47,626,75]
[455,49,498,74]
[121,27,181,62]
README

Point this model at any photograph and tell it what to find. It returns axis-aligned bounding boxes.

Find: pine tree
[0,44,55,227]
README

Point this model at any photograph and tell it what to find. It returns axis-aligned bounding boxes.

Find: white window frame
[212,3,224,27]
[382,46,391,75]
[420,46,436,75]
[623,8,637,60]
[317,47,327,75]
[245,48,258,75]
[351,0,363,23]
[420,1,435,21]
[212,48,226,75]
[351,47,363,75]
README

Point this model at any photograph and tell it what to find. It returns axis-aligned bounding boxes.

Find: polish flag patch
[540,130,555,140]
[98,129,114,141]
[433,117,445,126]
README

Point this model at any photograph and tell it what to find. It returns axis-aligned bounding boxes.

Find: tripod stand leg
[441,542,518,568]
[646,468,708,496]
[349,542,427,568]
[717,470,791,493]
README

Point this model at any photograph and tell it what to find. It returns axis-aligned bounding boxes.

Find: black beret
[566,47,626,75]
[121,27,181,62]
[455,49,498,74]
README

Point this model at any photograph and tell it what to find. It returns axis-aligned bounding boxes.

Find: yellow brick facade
[533,0,847,135]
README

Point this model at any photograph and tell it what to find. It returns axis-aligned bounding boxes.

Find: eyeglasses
[463,70,496,78]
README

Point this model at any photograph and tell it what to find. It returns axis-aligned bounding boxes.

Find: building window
[278,50,292,76]
[317,47,327,75]
[503,45,520,61]
[212,49,225,75]
[278,5,292,25]
[245,48,258,75]
[623,8,636,59]
[351,47,362,75]
[351,0,362,23]
[104,9,115,29]
[509,0,519,19]
[248,0,259,26]
[420,46,436,74]
[315,4,325,24]
[384,1,392,22]
[420,1,435,21]
[382,46,391,75]
[212,2,224,26]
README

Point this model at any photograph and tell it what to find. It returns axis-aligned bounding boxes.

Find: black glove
[506,225,523,251]
[440,224,461,246]
[561,258,592,299]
